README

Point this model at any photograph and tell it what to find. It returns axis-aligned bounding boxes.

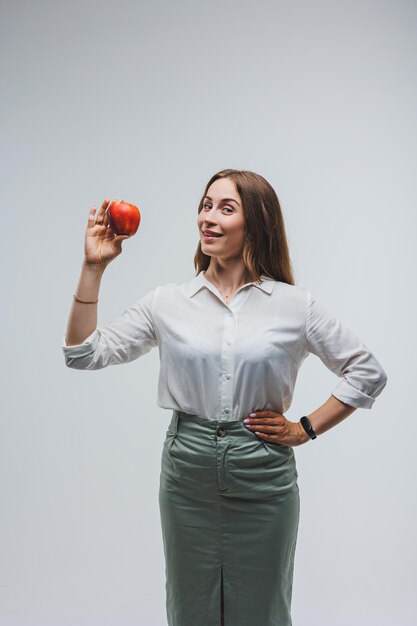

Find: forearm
[305,394,357,439]
[65,261,107,346]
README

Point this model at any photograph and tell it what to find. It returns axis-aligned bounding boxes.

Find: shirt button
[216,426,226,437]
[224,408,230,414]
[226,375,231,380]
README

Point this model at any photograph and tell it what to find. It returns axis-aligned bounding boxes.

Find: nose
[199,206,218,227]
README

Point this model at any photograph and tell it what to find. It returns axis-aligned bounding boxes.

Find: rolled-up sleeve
[62,289,157,370]
[305,291,387,409]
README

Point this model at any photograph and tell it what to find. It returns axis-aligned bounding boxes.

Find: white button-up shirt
[62,271,387,421]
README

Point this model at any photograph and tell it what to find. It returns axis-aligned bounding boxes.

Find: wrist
[296,420,311,444]
[299,415,318,441]
[82,259,108,275]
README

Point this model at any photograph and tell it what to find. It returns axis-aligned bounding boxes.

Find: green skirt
[159,410,300,626]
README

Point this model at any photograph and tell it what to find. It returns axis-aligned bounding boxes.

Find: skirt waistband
[167,410,296,463]
[173,409,246,431]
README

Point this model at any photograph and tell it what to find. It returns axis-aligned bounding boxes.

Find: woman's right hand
[84,198,131,268]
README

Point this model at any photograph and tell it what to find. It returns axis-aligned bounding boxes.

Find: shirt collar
[185,271,275,297]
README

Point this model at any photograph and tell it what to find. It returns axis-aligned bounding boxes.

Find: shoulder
[139,276,197,303]
[251,279,310,323]
[270,280,310,305]
[272,281,308,294]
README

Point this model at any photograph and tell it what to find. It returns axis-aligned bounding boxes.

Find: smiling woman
[62,168,387,626]
[196,177,247,280]
[195,169,294,289]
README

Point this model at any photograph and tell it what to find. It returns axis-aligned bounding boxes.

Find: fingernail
[244,418,250,423]
[250,413,256,417]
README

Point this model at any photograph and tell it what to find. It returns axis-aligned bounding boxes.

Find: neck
[204,259,252,293]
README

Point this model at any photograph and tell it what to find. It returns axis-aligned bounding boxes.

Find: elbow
[64,357,84,370]
[376,367,388,394]
[366,365,388,405]
[62,331,101,370]
[363,353,388,399]
[64,356,98,370]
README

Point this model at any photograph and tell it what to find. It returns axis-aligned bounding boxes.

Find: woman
[63,169,388,626]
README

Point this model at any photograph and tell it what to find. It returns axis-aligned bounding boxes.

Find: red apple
[106,200,141,235]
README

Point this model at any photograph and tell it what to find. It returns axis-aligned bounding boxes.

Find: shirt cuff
[61,329,99,358]
[331,379,376,409]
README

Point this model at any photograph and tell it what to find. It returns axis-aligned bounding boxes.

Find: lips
[203,230,223,237]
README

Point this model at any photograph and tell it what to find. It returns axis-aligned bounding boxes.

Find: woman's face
[197,177,245,261]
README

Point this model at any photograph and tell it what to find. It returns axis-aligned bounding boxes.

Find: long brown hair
[194,169,295,285]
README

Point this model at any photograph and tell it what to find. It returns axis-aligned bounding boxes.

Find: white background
[1,0,416,624]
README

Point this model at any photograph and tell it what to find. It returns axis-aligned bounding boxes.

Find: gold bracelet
[73,294,99,304]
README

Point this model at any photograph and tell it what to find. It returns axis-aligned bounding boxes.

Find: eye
[201,202,234,214]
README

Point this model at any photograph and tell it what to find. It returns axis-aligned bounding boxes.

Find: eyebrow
[203,196,240,206]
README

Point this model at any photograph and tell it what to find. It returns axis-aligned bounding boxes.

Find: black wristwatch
[300,416,317,440]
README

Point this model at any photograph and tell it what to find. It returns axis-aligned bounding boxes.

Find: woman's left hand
[244,410,310,447]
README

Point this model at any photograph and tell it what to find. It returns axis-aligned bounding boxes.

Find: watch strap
[300,415,317,440]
